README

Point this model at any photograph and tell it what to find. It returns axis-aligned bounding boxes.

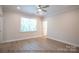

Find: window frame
[20,17,37,32]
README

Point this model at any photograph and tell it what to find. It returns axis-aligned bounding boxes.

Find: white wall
[0,17,3,42]
[0,6,3,42]
[0,6,3,16]
[3,11,43,43]
[47,9,79,47]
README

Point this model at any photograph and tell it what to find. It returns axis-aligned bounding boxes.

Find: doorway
[43,20,47,36]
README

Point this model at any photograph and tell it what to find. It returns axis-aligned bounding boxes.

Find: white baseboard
[47,36,79,47]
[1,35,79,47]
[0,35,43,43]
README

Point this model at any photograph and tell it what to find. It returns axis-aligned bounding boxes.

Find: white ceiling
[3,5,79,17]
[3,5,38,15]
[46,5,79,16]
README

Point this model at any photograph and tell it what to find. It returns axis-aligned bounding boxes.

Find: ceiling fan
[37,5,49,12]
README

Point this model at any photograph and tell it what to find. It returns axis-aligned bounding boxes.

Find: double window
[20,17,37,32]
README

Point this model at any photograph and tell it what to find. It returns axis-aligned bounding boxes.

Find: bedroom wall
[47,9,79,47]
[0,6,3,42]
[2,11,43,43]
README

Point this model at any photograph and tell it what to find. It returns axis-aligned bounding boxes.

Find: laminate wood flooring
[0,37,79,53]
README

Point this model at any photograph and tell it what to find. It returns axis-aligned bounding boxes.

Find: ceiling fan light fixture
[17,6,21,10]
[38,9,42,12]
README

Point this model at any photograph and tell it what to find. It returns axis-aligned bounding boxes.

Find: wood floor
[0,37,79,53]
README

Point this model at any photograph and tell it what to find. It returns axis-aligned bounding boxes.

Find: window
[20,17,37,32]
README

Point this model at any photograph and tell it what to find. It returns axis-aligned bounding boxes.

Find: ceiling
[3,5,38,16]
[2,5,79,17]
[46,5,79,16]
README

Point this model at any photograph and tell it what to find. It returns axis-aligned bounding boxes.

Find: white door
[0,17,3,42]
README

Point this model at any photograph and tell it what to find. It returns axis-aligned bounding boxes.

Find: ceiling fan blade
[41,9,47,12]
[38,5,49,8]
[42,5,49,8]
